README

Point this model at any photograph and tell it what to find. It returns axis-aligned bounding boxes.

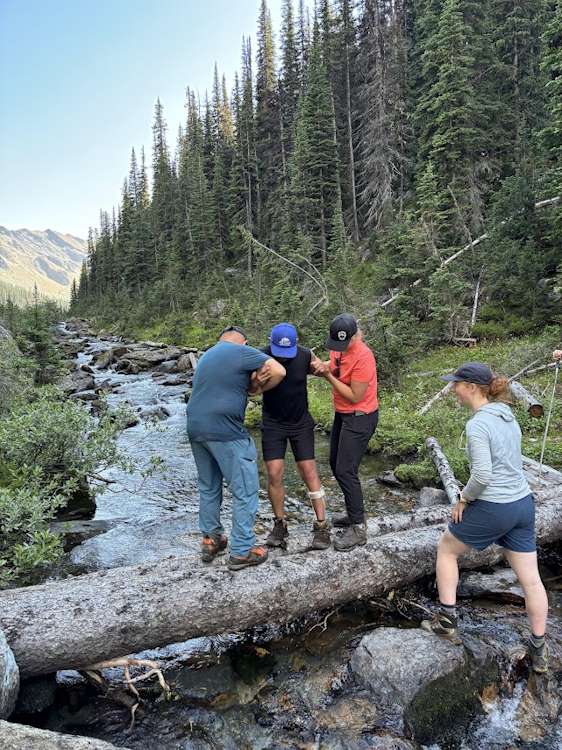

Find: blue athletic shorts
[448,493,536,553]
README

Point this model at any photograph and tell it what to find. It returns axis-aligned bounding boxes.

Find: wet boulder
[69,390,98,402]
[60,370,95,395]
[376,471,402,488]
[459,568,525,604]
[15,675,57,715]
[0,628,19,718]
[176,352,197,372]
[417,487,449,507]
[139,405,171,421]
[0,720,129,749]
[123,347,184,369]
[350,627,496,744]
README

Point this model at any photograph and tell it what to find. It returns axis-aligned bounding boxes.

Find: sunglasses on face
[334,355,342,378]
[220,325,247,342]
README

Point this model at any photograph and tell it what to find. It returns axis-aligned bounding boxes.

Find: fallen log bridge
[0,476,561,679]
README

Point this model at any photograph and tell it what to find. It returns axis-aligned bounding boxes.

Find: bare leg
[504,550,548,636]
[265,459,285,518]
[297,459,325,521]
[436,531,471,606]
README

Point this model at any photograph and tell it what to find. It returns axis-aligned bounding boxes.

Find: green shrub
[0,389,135,497]
[0,485,65,587]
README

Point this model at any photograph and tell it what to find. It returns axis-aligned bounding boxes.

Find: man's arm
[250,358,286,394]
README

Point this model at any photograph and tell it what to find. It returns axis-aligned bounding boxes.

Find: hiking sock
[439,602,457,618]
[530,633,545,649]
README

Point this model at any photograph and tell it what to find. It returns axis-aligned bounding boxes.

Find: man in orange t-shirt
[316,313,379,550]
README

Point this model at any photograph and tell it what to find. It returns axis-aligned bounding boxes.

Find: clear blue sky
[0,0,285,238]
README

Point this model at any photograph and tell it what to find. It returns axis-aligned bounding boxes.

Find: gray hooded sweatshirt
[463,402,531,503]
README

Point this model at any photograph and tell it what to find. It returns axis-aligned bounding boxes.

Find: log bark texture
[0,479,560,679]
[425,437,461,504]
[509,380,544,417]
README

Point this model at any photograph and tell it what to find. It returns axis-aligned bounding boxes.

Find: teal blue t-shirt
[186,341,269,442]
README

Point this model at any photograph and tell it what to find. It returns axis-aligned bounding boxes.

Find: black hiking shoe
[201,534,228,563]
[529,638,548,674]
[421,609,461,644]
[227,546,269,571]
[310,520,331,550]
[266,518,289,549]
[332,512,352,528]
[333,523,367,551]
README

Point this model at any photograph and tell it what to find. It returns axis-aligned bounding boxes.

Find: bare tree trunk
[425,437,461,505]
[0,481,560,679]
[417,382,453,415]
[381,196,561,308]
[510,381,544,418]
[344,37,359,242]
[470,267,484,330]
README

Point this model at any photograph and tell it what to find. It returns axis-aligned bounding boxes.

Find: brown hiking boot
[333,523,367,551]
[201,534,228,563]
[266,518,289,549]
[332,512,352,528]
[421,609,461,645]
[529,638,548,674]
[310,520,331,550]
[227,546,269,571]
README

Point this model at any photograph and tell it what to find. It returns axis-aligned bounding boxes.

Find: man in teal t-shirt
[187,325,286,570]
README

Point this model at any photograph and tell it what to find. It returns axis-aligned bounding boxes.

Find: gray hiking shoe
[310,520,331,550]
[333,523,367,551]
[421,609,461,644]
[332,512,352,528]
[529,639,548,674]
[227,546,269,571]
[266,518,288,549]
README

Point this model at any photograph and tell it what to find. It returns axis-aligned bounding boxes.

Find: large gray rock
[351,628,465,710]
[417,487,449,507]
[0,628,19,718]
[124,346,184,369]
[459,567,525,604]
[350,627,496,744]
[0,720,129,748]
[60,370,95,395]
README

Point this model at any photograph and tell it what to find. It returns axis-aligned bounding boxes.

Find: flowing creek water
[14,325,562,750]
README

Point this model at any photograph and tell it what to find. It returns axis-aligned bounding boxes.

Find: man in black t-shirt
[259,323,330,550]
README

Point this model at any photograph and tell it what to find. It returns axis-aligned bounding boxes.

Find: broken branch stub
[509,380,544,418]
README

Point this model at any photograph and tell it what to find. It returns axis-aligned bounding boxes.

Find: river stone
[15,675,57,715]
[156,359,179,373]
[70,390,98,402]
[176,353,194,372]
[125,347,184,368]
[417,487,449,507]
[0,629,19,718]
[0,720,130,748]
[459,568,525,604]
[93,349,113,369]
[351,628,465,711]
[376,471,402,487]
[350,627,495,743]
[140,405,171,421]
[60,370,95,395]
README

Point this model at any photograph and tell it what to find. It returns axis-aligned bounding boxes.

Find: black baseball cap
[441,362,493,385]
[220,325,247,340]
[325,313,358,352]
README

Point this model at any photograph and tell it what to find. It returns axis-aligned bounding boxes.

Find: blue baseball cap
[270,323,298,358]
[441,362,493,385]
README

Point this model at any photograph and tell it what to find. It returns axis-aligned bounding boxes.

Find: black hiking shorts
[261,420,315,462]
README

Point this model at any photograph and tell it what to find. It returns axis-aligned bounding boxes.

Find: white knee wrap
[308,487,326,501]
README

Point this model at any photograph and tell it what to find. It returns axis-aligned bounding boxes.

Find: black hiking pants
[329,410,379,524]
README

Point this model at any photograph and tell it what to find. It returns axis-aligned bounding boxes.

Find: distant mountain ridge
[0,226,86,299]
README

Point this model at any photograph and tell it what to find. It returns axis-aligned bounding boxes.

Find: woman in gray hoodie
[422,362,549,673]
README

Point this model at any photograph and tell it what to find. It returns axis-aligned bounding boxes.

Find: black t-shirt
[261,345,313,428]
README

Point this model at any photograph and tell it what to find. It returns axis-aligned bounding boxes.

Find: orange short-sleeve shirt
[329,340,378,414]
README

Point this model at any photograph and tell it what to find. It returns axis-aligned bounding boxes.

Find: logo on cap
[278,337,291,346]
[337,330,347,341]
